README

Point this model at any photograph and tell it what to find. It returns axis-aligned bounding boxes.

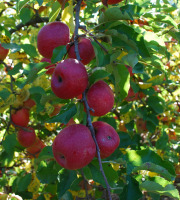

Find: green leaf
[21,62,49,87]
[2,133,18,155]
[51,45,67,64]
[99,7,133,23]
[8,62,22,75]
[89,70,111,85]
[36,146,54,162]
[36,160,61,184]
[17,173,32,192]
[155,130,169,151]
[113,64,130,101]
[140,180,180,199]
[17,0,30,13]
[133,63,144,73]
[121,52,138,67]
[120,175,142,200]
[37,0,43,6]
[147,95,165,114]
[19,7,33,24]
[113,23,150,58]
[92,41,105,67]
[49,1,61,22]
[124,148,176,178]
[0,88,11,100]
[46,103,77,124]
[88,160,119,188]
[29,86,46,95]
[132,162,173,181]
[120,4,144,17]
[57,169,77,199]
[21,44,38,57]
[1,43,21,53]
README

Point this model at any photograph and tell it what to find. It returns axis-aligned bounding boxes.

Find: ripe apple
[37,21,70,58]
[49,104,63,117]
[86,80,114,116]
[52,124,96,170]
[11,108,29,127]
[136,118,148,133]
[0,44,9,60]
[67,38,95,65]
[23,98,36,109]
[102,0,123,5]
[17,127,36,147]
[26,137,46,158]
[41,57,56,75]
[51,58,88,99]
[93,121,120,159]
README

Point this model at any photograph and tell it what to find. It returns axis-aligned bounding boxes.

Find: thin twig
[74,1,112,199]
[80,169,90,200]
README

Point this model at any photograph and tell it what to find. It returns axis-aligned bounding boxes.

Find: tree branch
[74,1,112,199]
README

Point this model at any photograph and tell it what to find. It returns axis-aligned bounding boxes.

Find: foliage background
[0,0,180,199]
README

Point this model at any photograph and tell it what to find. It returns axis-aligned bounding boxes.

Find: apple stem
[74,1,112,199]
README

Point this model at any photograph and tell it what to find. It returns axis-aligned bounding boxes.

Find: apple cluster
[11,100,45,158]
[36,21,120,170]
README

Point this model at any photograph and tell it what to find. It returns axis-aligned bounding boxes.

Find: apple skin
[26,137,46,158]
[93,121,120,159]
[57,0,68,4]
[41,58,56,75]
[51,58,88,99]
[11,108,29,127]
[52,124,96,170]
[0,44,9,60]
[102,0,123,5]
[86,80,114,116]
[125,65,134,77]
[23,98,36,109]
[37,21,70,58]
[67,38,95,65]
[17,127,36,147]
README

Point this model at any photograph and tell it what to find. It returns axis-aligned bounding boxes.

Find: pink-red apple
[52,124,96,170]
[51,58,88,99]
[23,98,36,109]
[93,121,120,159]
[125,65,134,77]
[86,80,114,116]
[67,38,95,65]
[11,108,29,127]
[17,127,36,147]
[41,57,56,75]
[26,137,46,158]
[37,21,70,58]
[102,0,123,5]
[0,44,9,60]
[125,87,138,102]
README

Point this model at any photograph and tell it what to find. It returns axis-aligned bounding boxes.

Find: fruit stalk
[74,1,112,199]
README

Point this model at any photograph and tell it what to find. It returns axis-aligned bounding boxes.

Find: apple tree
[0,0,180,199]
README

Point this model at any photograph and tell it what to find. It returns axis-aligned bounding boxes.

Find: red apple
[102,0,123,5]
[86,80,114,116]
[37,21,70,58]
[93,121,120,159]
[0,44,9,60]
[17,127,36,147]
[67,38,95,65]
[26,137,46,158]
[52,124,96,170]
[11,108,29,127]
[23,98,36,109]
[51,58,88,99]
[41,57,56,75]
[49,104,63,117]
